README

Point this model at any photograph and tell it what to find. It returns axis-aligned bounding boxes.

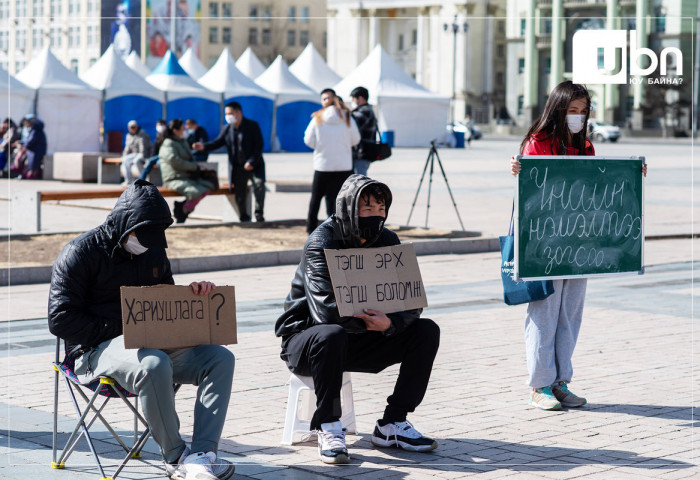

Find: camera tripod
[406,141,465,230]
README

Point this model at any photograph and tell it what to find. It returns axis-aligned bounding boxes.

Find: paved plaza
[0,136,698,479]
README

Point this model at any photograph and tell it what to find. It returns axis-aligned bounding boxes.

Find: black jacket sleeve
[303,235,366,333]
[244,120,264,169]
[202,125,229,152]
[48,244,121,350]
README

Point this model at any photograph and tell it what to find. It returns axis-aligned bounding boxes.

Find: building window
[542,19,551,35]
[249,5,258,20]
[655,16,666,33]
[222,26,231,43]
[262,28,271,45]
[0,0,8,19]
[498,20,505,34]
[33,0,42,16]
[412,29,417,45]
[497,44,504,58]
[16,60,26,72]
[50,27,61,47]
[33,28,43,48]
[209,2,218,17]
[88,0,97,14]
[300,6,309,23]
[398,34,404,51]
[221,3,231,17]
[0,31,7,50]
[299,30,309,46]
[69,0,79,15]
[70,58,78,73]
[262,5,272,20]
[248,28,258,45]
[518,58,525,74]
[520,19,526,36]
[209,26,218,43]
[68,27,75,47]
[16,1,27,17]
[288,6,296,22]
[287,30,296,46]
[87,25,96,45]
[544,59,551,75]
[16,29,27,49]
[496,72,504,86]
[517,95,524,115]
[51,0,61,16]
[89,57,97,67]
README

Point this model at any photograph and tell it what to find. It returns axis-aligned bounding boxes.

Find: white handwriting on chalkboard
[529,212,642,241]
[124,298,205,324]
[542,245,605,274]
[530,167,625,212]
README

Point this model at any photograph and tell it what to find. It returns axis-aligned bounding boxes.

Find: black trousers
[232,167,265,221]
[280,319,440,430]
[306,170,353,233]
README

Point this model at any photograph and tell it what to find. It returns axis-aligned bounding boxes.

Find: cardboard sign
[324,244,428,316]
[120,285,237,349]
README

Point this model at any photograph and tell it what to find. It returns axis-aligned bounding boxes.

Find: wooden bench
[10,183,259,233]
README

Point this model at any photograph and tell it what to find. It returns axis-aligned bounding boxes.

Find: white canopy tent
[179,48,208,80]
[235,47,266,79]
[0,65,35,122]
[334,45,450,147]
[81,45,165,145]
[289,43,342,94]
[16,47,101,153]
[255,55,319,152]
[147,51,221,138]
[126,51,151,78]
[198,48,275,151]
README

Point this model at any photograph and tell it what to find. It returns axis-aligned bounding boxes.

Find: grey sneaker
[552,382,587,408]
[170,450,235,480]
[529,386,562,410]
[317,421,349,464]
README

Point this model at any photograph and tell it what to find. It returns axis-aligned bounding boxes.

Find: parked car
[587,119,620,143]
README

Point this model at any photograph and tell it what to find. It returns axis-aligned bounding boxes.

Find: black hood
[102,180,173,256]
[333,174,392,248]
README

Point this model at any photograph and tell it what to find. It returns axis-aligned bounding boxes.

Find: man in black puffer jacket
[48,180,235,480]
[275,175,440,465]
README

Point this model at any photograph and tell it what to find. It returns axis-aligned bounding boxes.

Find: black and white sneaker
[317,421,349,464]
[371,420,437,452]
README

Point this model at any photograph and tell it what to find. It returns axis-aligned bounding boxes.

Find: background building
[327,0,508,125]
[506,0,695,134]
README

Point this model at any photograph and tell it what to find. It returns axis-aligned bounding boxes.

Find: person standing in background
[350,86,377,176]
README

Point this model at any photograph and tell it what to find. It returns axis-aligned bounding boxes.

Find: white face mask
[156,125,166,133]
[566,114,586,134]
[225,114,235,125]
[123,235,148,255]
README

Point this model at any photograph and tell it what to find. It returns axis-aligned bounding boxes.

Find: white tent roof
[289,43,342,94]
[255,56,317,102]
[198,48,273,99]
[15,47,101,153]
[236,47,266,79]
[333,45,449,147]
[334,44,450,101]
[146,51,219,102]
[16,47,101,96]
[179,48,208,80]
[126,51,151,78]
[81,45,164,102]
[0,65,34,120]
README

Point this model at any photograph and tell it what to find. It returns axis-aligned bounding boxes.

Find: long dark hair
[165,119,184,140]
[520,81,591,155]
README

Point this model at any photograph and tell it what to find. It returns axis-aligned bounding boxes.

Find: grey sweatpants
[75,336,235,463]
[524,278,587,388]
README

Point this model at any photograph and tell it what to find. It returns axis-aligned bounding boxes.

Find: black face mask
[358,215,385,240]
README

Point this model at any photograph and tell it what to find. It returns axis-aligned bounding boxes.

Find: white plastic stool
[280,372,356,445]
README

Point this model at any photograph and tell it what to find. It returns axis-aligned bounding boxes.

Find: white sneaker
[317,421,349,464]
[170,451,234,480]
[371,420,437,452]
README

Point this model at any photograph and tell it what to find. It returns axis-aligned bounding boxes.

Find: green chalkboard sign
[515,155,645,280]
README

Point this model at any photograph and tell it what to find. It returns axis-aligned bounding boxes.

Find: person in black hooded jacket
[275,174,441,465]
[48,180,235,480]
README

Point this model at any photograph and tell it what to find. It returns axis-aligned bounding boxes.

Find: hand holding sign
[190,281,216,295]
[354,308,392,332]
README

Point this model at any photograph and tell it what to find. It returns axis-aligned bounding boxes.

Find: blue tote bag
[500,208,554,305]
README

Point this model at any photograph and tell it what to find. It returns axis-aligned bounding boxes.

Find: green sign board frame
[514,155,645,281]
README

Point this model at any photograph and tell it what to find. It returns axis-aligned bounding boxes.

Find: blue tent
[198,49,275,152]
[81,46,164,144]
[255,56,320,152]
[146,51,220,139]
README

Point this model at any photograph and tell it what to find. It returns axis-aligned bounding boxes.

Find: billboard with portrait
[101,0,142,59]
[146,0,201,66]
